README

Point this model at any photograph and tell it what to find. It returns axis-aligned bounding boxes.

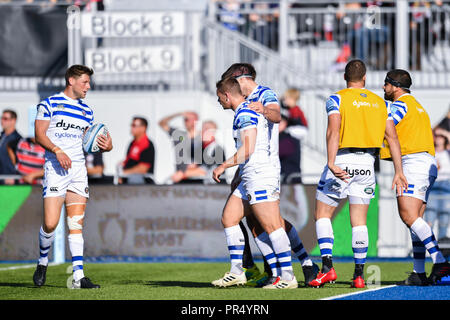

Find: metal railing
[209,0,450,89]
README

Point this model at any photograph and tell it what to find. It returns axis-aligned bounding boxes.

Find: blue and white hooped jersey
[246,85,280,170]
[35,92,94,163]
[233,101,272,177]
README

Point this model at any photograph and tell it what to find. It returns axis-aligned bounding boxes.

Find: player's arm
[384,119,408,195]
[23,169,45,184]
[326,113,349,182]
[213,128,257,183]
[35,119,72,170]
[248,102,281,123]
[158,112,192,132]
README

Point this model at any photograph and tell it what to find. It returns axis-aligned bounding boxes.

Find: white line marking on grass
[0,262,62,271]
[321,285,397,300]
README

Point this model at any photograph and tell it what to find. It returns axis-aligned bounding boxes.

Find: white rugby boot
[262,276,298,289]
[211,271,247,288]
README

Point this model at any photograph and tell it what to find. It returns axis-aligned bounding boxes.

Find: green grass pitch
[0,261,428,300]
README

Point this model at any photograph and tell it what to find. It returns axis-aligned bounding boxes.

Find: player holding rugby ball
[33,65,112,289]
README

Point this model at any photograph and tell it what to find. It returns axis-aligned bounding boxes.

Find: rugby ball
[83,123,108,154]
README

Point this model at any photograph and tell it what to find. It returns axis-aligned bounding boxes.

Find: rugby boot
[71,277,100,289]
[262,276,298,289]
[302,263,320,287]
[397,272,429,286]
[428,261,450,285]
[308,267,337,288]
[211,271,247,288]
[33,264,47,287]
[244,264,261,281]
[246,271,269,287]
[351,275,365,288]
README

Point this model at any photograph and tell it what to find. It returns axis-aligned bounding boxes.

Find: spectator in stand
[424,128,450,240]
[85,151,105,184]
[118,116,155,184]
[180,120,226,184]
[0,109,22,184]
[7,136,45,185]
[217,0,245,32]
[159,111,201,184]
[434,108,450,132]
[280,88,308,141]
[279,108,302,184]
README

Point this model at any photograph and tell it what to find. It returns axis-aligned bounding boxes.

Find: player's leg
[250,200,297,289]
[66,164,99,289]
[348,199,370,288]
[308,196,338,287]
[283,219,319,286]
[398,195,449,284]
[249,214,280,286]
[231,181,261,280]
[33,196,65,287]
[212,194,247,287]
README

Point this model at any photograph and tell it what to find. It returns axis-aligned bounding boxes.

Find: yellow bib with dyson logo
[336,88,388,149]
[380,94,435,159]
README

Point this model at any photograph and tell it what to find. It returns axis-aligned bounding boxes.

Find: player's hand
[392,171,408,196]
[213,165,225,183]
[328,163,350,183]
[248,102,265,115]
[55,150,72,171]
[97,132,113,152]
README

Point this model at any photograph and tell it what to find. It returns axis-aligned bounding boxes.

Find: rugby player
[211,77,297,289]
[32,65,113,289]
[221,63,319,287]
[309,60,407,288]
[381,69,450,286]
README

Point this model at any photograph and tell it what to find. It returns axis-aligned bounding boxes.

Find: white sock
[410,218,445,264]
[68,233,85,281]
[352,225,369,265]
[269,228,294,281]
[254,232,278,277]
[38,226,55,266]
[224,225,245,275]
[410,229,426,274]
[288,226,313,267]
[316,218,334,258]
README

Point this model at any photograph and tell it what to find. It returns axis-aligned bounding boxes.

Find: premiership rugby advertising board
[0,184,378,261]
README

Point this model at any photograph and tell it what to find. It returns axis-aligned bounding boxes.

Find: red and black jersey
[11,138,45,175]
[123,134,155,173]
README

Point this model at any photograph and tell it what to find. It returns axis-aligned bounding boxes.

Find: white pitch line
[0,262,62,271]
[321,285,397,300]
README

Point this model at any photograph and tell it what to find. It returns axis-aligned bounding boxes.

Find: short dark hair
[385,69,412,93]
[65,65,94,86]
[344,59,366,82]
[2,109,17,120]
[221,63,256,81]
[216,77,243,96]
[133,116,148,129]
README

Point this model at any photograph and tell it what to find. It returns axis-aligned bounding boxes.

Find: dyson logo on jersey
[56,119,89,131]
[344,167,372,178]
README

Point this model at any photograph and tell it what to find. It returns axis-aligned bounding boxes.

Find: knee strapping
[66,203,86,231]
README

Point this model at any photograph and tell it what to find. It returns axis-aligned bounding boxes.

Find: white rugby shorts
[232,169,280,205]
[43,160,89,199]
[316,150,376,206]
[399,152,437,202]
